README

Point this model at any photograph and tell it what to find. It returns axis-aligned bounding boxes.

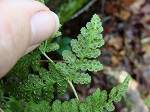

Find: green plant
[0,1,131,111]
[145,98,150,108]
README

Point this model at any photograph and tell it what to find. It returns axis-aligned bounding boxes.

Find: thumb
[0,1,59,77]
[26,10,59,54]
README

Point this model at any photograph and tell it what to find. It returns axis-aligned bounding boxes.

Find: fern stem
[68,80,79,100]
[41,43,79,100]
[42,52,54,63]
[41,51,79,100]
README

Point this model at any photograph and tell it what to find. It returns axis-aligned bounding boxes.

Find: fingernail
[31,11,59,45]
[50,11,60,34]
[24,44,40,55]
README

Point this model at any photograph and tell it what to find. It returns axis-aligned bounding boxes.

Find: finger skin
[25,44,40,55]
[0,1,56,77]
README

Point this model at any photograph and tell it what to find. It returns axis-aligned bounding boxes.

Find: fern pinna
[0,1,131,111]
[1,75,130,112]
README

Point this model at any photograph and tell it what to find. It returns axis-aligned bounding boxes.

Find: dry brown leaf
[105,3,118,14]
[141,15,150,24]
[141,4,150,14]
[108,35,123,50]
[115,9,131,21]
[119,50,126,56]
[141,37,150,64]
[111,55,122,66]
[119,0,135,8]
[129,0,146,14]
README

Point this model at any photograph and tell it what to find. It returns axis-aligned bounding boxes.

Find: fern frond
[110,75,131,102]
[7,68,55,103]
[55,62,70,78]
[57,81,68,96]
[45,43,59,52]
[1,98,51,112]
[24,100,51,112]
[56,14,104,87]
[73,73,91,84]
[62,50,76,65]
[51,75,130,112]
[145,98,150,108]
[40,14,104,99]
[80,59,103,72]
[71,14,104,59]
[10,74,54,102]
[52,100,62,112]
[7,60,71,103]
[1,98,25,112]
[39,31,61,53]
[0,81,4,98]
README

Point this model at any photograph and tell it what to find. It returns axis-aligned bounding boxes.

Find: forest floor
[61,0,150,111]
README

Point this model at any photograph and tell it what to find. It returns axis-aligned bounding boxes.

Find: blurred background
[45,0,150,111]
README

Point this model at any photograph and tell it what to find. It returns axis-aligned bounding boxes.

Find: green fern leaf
[62,101,71,112]
[31,53,41,71]
[145,98,150,108]
[85,96,93,111]
[7,54,31,78]
[105,75,131,111]
[86,88,101,111]
[57,14,104,88]
[85,49,101,58]
[39,31,61,53]
[52,100,62,112]
[70,99,80,111]
[18,74,53,102]
[73,73,91,84]
[66,14,104,83]
[80,59,103,72]
[100,90,107,105]
[1,97,28,112]
[38,68,55,83]
[57,81,68,96]
[45,43,59,52]
[55,62,70,78]
[51,76,130,112]
[114,75,131,102]
[79,103,87,112]
[92,88,101,109]
[48,63,68,97]
[7,67,56,103]
[0,81,4,99]
[70,39,81,57]
[118,75,130,95]
[39,41,59,53]
[62,50,76,64]
[25,101,51,112]
[54,31,62,37]
[109,87,117,100]
[71,14,104,59]
[48,63,65,81]
[105,102,115,112]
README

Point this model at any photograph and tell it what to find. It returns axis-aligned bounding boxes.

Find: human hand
[0,1,59,78]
